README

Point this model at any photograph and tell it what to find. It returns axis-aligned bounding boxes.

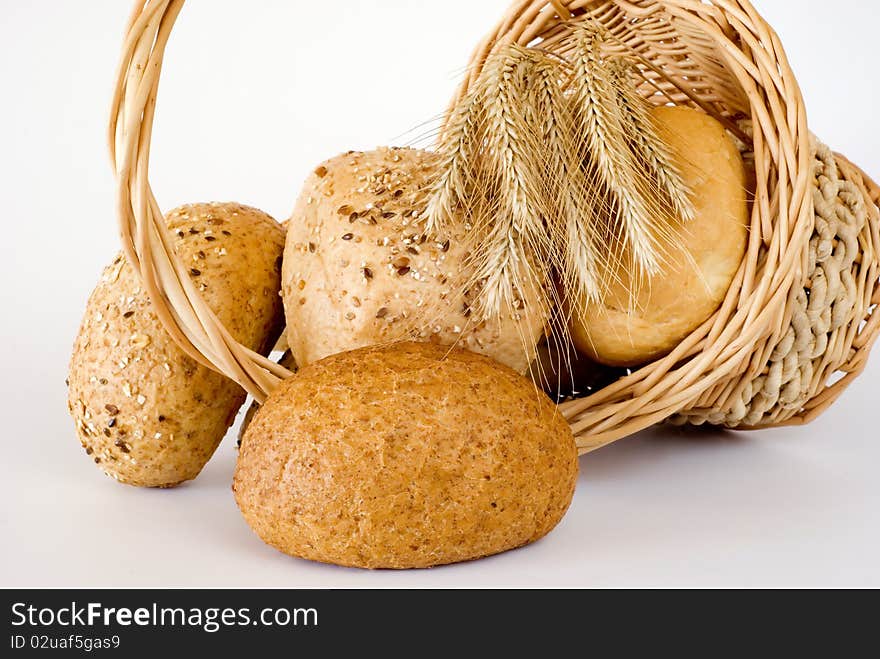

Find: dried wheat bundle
[426,23,695,333]
[567,26,693,280]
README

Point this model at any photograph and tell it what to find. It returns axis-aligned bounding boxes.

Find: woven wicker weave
[109,0,880,455]
[673,143,880,430]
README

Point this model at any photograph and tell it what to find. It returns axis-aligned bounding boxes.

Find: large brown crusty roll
[282,147,548,374]
[571,105,749,367]
[233,342,578,569]
[237,350,297,447]
[68,203,285,488]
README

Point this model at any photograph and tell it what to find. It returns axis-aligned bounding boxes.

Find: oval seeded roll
[571,106,749,367]
[233,342,578,569]
[68,203,285,487]
[282,147,548,374]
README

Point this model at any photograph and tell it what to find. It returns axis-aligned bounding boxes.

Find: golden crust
[282,147,547,374]
[68,203,285,487]
[572,106,749,367]
[233,342,578,569]
[237,351,297,446]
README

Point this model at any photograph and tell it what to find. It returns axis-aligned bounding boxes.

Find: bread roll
[68,203,285,487]
[282,147,548,374]
[234,342,578,569]
[571,106,749,367]
[237,351,297,447]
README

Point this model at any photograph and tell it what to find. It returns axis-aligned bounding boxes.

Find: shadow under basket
[110,0,880,455]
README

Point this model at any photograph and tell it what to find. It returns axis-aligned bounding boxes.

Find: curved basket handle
[108,0,288,403]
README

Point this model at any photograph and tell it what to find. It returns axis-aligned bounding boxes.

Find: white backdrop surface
[0,0,877,588]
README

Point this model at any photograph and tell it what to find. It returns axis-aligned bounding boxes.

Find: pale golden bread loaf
[571,106,749,367]
[68,203,285,487]
[233,342,578,569]
[282,147,548,374]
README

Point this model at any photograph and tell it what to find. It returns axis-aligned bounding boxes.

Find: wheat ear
[568,25,681,277]
[424,85,484,236]
[522,49,607,320]
[610,60,694,224]
[462,47,556,321]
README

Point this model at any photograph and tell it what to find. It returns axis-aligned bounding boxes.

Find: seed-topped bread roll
[282,147,549,374]
[571,106,749,367]
[233,342,578,569]
[68,203,285,488]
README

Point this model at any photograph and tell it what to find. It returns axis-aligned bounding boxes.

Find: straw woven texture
[109,0,880,454]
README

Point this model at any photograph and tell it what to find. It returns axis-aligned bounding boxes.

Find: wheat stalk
[468,49,556,320]
[428,46,559,324]
[609,59,695,225]
[523,50,604,317]
[568,25,686,277]
[424,85,484,237]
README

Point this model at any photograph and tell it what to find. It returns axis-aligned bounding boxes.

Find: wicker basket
[110,0,880,455]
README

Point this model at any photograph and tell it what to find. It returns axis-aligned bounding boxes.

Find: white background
[1,0,878,588]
